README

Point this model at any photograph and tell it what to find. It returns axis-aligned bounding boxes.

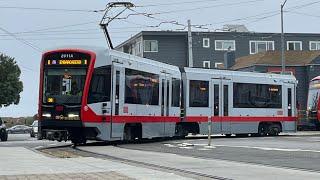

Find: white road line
[178,146,193,149]
[163,144,177,148]
[214,145,320,153]
[34,146,43,149]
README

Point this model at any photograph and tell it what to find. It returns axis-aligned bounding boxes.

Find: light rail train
[38,46,297,143]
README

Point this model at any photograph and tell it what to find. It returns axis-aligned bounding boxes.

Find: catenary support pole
[188,20,193,67]
[281,0,288,74]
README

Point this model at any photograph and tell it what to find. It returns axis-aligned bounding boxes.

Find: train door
[110,64,124,138]
[283,82,296,132]
[211,78,231,134]
[160,73,172,136]
[283,82,295,117]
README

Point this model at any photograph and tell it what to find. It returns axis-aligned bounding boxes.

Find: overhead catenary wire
[0,26,42,53]
[136,0,226,7]
[0,30,141,36]
[0,6,104,13]
[0,27,37,71]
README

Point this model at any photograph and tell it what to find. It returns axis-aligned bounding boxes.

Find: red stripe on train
[185,116,297,122]
[82,115,296,123]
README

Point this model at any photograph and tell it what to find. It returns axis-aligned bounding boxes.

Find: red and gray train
[38,46,297,144]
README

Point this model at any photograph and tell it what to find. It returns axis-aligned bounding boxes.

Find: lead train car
[181,67,297,136]
[38,46,181,143]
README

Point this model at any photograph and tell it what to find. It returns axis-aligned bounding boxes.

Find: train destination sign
[44,52,91,66]
[46,59,88,66]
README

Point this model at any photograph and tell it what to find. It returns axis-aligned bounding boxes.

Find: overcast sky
[0,0,319,117]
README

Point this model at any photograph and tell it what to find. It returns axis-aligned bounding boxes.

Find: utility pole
[188,20,193,67]
[100,2,134,49]
[281,0,288,74]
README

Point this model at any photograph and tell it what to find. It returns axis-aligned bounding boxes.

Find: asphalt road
[117,135,320,172]
[0,134,69,148]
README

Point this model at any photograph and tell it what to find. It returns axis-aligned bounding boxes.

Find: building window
[136,41,142,54]
[310,41,320,50]
[287,41,302,51]
[203,38,210,48]
[144,40,158,52]
[250,41,274,54]
[215,62,223,68]
[215,40,236,51]
[233,83,282,108]
[203,61,210,68]
[189,80,209,107]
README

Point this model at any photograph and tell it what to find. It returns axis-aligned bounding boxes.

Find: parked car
[0,118,8,141]
[7,125,32,134]
[30,120,38,137]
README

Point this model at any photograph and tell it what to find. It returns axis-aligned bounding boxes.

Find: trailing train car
[39,46,181,143]
[38,46,297,144]
[306,76,320,129]
[181,68,297,136]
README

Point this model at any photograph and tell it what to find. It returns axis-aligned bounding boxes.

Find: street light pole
[281,0,288,74]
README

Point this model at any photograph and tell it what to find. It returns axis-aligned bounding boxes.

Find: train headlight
[68,113,79,118]
[42,112,51,118]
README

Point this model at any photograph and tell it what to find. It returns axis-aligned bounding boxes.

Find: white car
[30,120,38,138]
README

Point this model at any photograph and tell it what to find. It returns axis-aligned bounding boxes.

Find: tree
[0,53,23,108]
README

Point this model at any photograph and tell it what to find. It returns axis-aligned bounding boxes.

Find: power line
[286,0,320,10]
[0,6,104,13]
[150,0,265,15]
[287,11,320,18]
[137,0,223,7]
[0,26,42,53]
[116,0,270,31]
[0,27,37,71]
[0,30,140,36]
[15,21,98,35]
[0,37,128,40]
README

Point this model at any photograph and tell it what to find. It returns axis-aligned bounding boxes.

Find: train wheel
[258,124,267,136]
[124,125,133,141]
[268,124,281,136]
[175,124,188,137]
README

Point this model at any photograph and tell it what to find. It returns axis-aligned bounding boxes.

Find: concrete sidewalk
[79,145,320,180]
[281,131,320,136]
[0,147,191,180]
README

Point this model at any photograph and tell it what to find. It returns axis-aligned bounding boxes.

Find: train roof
[184,67,296,81]
[45,46,180,73]
[44,46,180,73]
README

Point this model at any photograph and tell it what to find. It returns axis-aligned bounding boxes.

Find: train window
[233,83,282,108]
[87,66,111,103]
[189,80,209,107]
[172,78,180,107]
[125,69,159,105]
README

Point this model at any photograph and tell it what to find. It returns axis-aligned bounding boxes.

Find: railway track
[39,142,233,180]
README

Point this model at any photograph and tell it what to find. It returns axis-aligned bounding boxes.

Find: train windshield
[43,68,87,104]
[307,81,320,110]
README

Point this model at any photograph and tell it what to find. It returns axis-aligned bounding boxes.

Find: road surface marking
[213,145,320,153]
[163,144,177,148]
